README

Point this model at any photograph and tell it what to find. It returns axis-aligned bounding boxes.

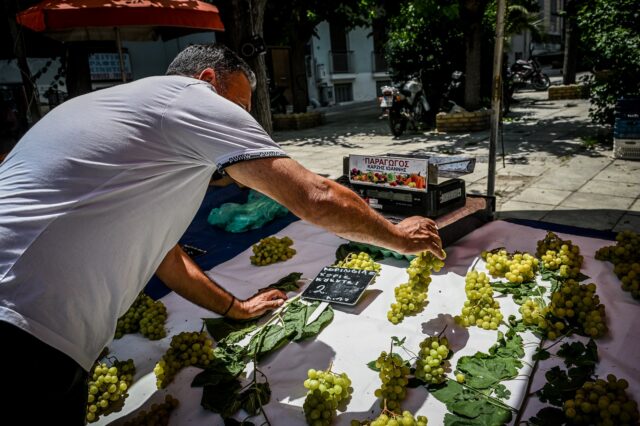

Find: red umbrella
[16,0,225,81]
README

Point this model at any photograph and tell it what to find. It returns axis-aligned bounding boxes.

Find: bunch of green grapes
[519,298,549,330]
[613,262,640,299]
[335,252,381,274]
[483,249,539,283]
[115,293,167,340]
[250,236,296,266]
[374,351,410,411]
[563,375,639,425]
[387,251,445,324]
[303,368,353,425]
[153,331,215,388]
[545,280,607,340]
[351,411,428,426]
[536,232,583,279]
[415,336,450,385]
[86,359,135,423]
[596,231,640,299]
[123,395,179,426]
[456,270,503,330]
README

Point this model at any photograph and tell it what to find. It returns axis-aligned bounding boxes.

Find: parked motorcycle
[440,70,465,113]
[510,58,550,91]
[388,76,431,137]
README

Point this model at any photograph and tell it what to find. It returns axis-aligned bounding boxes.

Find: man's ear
[196,68,218,87]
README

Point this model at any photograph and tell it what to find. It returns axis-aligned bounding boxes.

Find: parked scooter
[387,75,431,137]
[269,83,289,114]
[440,70,465,113]
[378,85,396,119]
[510,57,550,91]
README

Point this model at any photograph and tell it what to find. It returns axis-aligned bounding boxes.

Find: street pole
[488,0,506,203]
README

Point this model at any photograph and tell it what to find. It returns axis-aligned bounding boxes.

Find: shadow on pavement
[498,208,638,234]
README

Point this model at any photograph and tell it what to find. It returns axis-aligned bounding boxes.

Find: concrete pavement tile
[509,187,571,206]
[578,179,640,198]
[541,207,625,231]
[532,176,586,191]
[613,213,640,233]
[560,192,635,210]
[497,164,546,178]
[497,200,552,221]
[630,199,640,213]
[595,161,640,184]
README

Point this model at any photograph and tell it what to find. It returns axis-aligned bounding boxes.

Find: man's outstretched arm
[155,244,286,319]
[225,157,443,257]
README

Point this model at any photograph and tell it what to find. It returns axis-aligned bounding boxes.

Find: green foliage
[432,380,513,426]
[578,0,640,124]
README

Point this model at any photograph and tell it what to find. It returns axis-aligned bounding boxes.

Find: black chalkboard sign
[301,267,377,305]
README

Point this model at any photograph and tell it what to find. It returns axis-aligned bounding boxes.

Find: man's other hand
[227,288,287,320]
[394,216,444,258]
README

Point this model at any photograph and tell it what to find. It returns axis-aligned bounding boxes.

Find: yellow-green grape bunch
[250,236,296,266]
[613,262,640,299]
[387,251,445,324]
[351,411,428,426]
[415,336,450,385]
[563,375,639,425]
[536,232,583,279]
[115,293,167,340]
[374,351,410,411]
[596,231,640,299]
[86,359,135,423]
[456,270,503,330]
[303,368,353,425]
[483,250,539,283]
[153,331,214,388]
[519,298,549,330]
[335,252,382,274]
[545,280,607,340]
[123,395,179,426]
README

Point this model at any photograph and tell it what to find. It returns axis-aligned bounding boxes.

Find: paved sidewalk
[273,89,640,233]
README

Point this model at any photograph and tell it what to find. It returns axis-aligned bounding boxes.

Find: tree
[460,0,490,111]
[578,0,640,125]
[215,0,272,134]
[561,0,578,85]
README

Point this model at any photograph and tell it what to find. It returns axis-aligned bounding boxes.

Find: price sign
[301,267,377,306]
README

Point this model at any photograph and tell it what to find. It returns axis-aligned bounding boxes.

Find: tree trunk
[562,0,578,85]
[221,0,272,135]
[461,0,489,111]
[4,5,42,124]
[290,38,309,113]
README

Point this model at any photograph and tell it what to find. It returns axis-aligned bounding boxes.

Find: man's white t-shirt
[0,75,287,370]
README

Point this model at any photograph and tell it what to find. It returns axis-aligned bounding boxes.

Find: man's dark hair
[166,43,256,90]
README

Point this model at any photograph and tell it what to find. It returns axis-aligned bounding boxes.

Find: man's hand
[393,216,444,258]
[227,288,287,320]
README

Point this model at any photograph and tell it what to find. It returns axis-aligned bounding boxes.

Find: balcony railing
[329,50,354,74]
[371,51,388,73]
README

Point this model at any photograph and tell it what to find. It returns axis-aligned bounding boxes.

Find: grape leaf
[299,307,334,340]
[267,272,303,292]
[191,345,247,387]
[247,324,295,360]
[239,382,271,416]
[432,381,512,426]
[391,336,407,346]
[367,360,380,372]
[529,407,566,426]
[537,365,594,406]
[493,384,511,400]
[557,340,598,368]
[335,244,356,262]
[204,317,257,344]
[533,348,551,361]
[281,299,311,340]
[574,272,590,282]
[201,378,242,417]
[457,356,522,389]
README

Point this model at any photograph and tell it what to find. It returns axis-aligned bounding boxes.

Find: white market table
[96,220,640,426]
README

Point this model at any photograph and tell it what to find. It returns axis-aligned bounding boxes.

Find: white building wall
[306,22,388,106]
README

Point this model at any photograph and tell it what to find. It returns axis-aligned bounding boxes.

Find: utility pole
[487,0,506,203]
